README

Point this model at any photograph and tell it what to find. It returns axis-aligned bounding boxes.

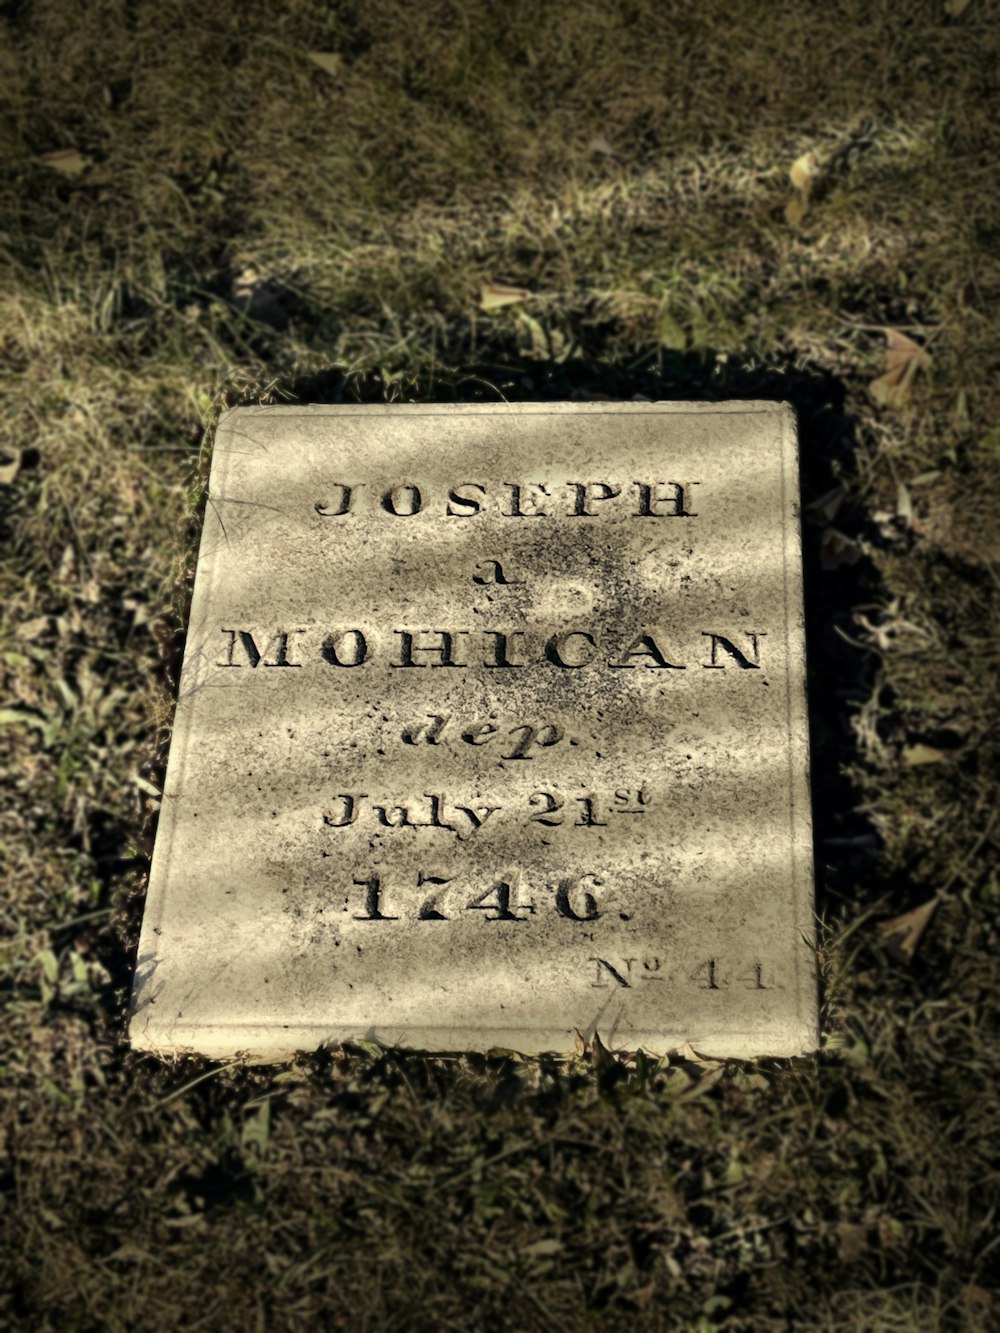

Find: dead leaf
[588,134,617,158]
[785,151,821,226]
[836,1222,869,1263]
[38,149,91,177]
[664,1044,725,1097]
[876,897,939,962]
[944,0,972,15]
[870,365,918,409]
[232,265,261,299]
[629,1284,656,1310]
[820,527,863,570]
[307,52,344,77]
[896,483,913,523]
[106,1243,156,1264]
[16,616,50,641]
[884,328,930,373]
[902,743,949,766]
[664,1066,696,1095]
[962,1285,995,1315]
[789,150,821,193]
[0,449,21,485]
[678,1041,722,1071]
[677,1066,725,1100]
[870,329,931,409]
[876,1214,904,1248]
[479,280,531,311]
[807,484,847,524]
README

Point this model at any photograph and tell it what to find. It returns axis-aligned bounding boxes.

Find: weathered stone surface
[130,402,818,1060]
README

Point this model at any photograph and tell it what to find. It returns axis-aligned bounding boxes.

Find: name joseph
[315,480,699,518]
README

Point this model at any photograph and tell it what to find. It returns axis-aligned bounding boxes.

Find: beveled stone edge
[128,399,820,1061]
[130,1018,820,1064]
[778,400,820,1053]
[216,400,797,425]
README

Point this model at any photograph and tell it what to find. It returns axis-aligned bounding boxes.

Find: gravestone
[130,403,818,1060]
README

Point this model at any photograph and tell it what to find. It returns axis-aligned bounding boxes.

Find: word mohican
[218,628,766,671]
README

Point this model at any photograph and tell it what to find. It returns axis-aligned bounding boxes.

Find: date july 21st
[322,787,651,839]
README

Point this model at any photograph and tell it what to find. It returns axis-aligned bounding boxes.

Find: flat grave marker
[130,402,818,1059]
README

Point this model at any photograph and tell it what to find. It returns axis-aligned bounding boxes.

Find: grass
[1,0,998,1327]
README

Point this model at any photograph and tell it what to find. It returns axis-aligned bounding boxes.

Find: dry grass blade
[307,52,344,77]
[479,280,532,311]
[658,307,687,350]
[521,1238,564,1258]
[876,898,940,963]
[37,149,91,176]
[784,196,808,226]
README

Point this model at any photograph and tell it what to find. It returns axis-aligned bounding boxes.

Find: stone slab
[130,402,818,1060]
